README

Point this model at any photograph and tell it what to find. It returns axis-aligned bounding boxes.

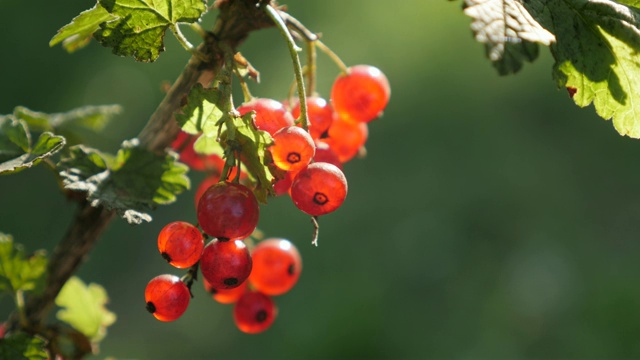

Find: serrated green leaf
[14,105,121,146]
[463,0,555,74]
[50,4,118,53]
[176,83,225,135]
[0,332,48,360]
[59,139,190,224]
[94,0,207,62]
[526,0,640,138]
[223,113,275,203]
[55,277,116,343]
[0,233,48,295]
[193,133,225,156]
[0,116,66,175]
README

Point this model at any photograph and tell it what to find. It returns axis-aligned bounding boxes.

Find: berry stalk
[262,4,310,131]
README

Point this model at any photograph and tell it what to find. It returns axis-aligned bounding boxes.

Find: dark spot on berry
[313,192,328,205]
[287,263,295,275]
[287,152,301,164]
[256,310,268,323]
[161,252,172,263]
[319,130,329,139]
[224,277,238,286]
[146,301,156,314]
[209,287,218,295]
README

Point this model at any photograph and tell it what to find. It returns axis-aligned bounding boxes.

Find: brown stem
[9,0,276,332]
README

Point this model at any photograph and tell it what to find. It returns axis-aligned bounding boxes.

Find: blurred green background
[2,0,640,358]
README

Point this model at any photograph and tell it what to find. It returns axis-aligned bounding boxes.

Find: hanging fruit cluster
[145,4,389,333]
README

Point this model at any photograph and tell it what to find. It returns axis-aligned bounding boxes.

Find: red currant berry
[291,96,334,139]
[238,98,294,136]
[197,182,259,240]
[273,170,296,196]
[290,162,348,216]
[194,176,219,207]
[270,126,315,172]
[203,276,249,304]
[323,116,368,163]
[145,274,190,322]
[200,239,252,289]
[157,221,204,269]
[249,238,302,296]
[313,140,343,170]
[233,291,277,334]
[330,65,390,123]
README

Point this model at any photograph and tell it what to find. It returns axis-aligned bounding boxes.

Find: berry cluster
[149,14,389,332]
[145,216,301,333]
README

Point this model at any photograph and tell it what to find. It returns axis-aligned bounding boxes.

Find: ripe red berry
[313,141,343,170]
[330,65,390,123]
[249,238,302,296]
[237,98,294,136]
[323,116,368,163]
[157,221,204,269]
[291,96,334,139]
[203,276,249,304]
[273,170,296,196]
[200,239,253,290]
[270,126,315,172]
[290,162,348,216]
[145,274,190,322]
[233,291,277,334]
[197,182,259,240]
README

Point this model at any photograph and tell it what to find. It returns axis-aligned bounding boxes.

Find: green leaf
[463,0,556,74]
[176,83,225,135]
[59,139,190,224]
[222,113,276,203]
[50,4,118,53]
[0,333,48,360]
[14,105,121,146]
[0,233,48,295]
[94,0,207,62]
[0,116,66,175]
[526,0,640,138]
[55,277,116,343]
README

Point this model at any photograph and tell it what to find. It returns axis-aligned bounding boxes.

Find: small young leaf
[59,139,190,224]
[49,4,118,53]
[0,333,48,360]
[0,116,66,175]
[55,276,116,343]
[94,0,207,62]
[176,83,226,135]
[222,113,276,203]
[0,233,47,295]
[463,0,555,74]
[527,0,640,138]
